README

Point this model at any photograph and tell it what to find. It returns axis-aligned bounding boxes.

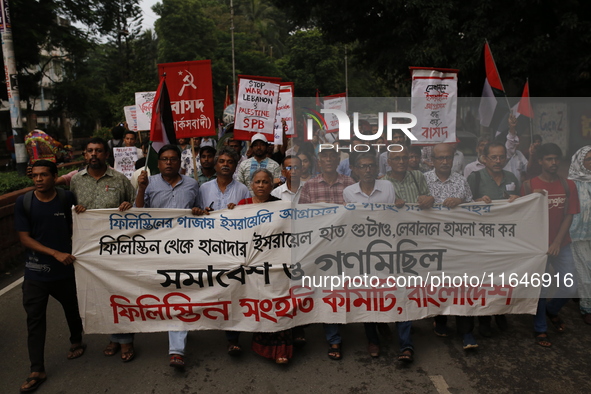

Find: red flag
[483,42,504,93]
[224,85,232,109]
[517,81,534,118]
[149,77,176,153]
[315,89,321,107]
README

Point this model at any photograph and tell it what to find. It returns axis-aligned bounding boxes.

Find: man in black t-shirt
[14,160,85,392]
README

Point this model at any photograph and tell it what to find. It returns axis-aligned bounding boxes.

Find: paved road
[1,266,591,394]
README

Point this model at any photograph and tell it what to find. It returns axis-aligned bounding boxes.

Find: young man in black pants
[15,160,85,392]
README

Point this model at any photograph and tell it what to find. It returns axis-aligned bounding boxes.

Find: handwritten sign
[410,68,458,144]
[124,106,138,132]
[273,83,295,144]
[323,93,347,133]
[73,194,548,334]
[113,147,138,179]
[235,78,280,135]
[135,91,156,131]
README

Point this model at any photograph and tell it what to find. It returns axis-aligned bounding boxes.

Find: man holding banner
[135,144,201,368]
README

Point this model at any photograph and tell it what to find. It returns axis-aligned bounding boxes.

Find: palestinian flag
[150,77,176,153]
[478,42,507,128]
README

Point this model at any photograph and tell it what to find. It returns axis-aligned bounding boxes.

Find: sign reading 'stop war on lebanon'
[235,77,280,136]
[157,60,215,138]
[410,67,458,144]
[72,194,550,334]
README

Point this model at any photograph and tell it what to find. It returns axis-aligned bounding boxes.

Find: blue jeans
[534,244,577,333]
[364,322,413,352]
[324,323,341,345]
[169,331,188,355]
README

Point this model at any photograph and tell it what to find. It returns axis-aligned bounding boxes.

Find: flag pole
[527,78,534,144]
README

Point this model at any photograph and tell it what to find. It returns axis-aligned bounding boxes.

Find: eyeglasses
[159,157,180,163]
[356,163,376,170]
[388,156,409,162]
[433,156,454,162]
[285,165,300,170]
[487,155,506,162]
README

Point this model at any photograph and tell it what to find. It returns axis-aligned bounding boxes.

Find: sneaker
[462,333,478,350]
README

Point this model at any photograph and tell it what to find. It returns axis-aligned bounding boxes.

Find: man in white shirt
[342,151,414,363]
[271,155,303,202]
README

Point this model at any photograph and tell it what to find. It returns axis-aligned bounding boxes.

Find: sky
[140,0,160,31]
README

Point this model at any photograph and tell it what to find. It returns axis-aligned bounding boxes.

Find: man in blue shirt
[135,144,201,369]
[15,160,85,392]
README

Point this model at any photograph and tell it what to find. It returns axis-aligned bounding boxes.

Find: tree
[273,0,591,96]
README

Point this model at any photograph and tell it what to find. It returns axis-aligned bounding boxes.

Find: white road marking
[429,375,452,394]
[0,276,23,297]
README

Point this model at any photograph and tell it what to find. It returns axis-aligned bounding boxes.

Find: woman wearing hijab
[568,146,591,325]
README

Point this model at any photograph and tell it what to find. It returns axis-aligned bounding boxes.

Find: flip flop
[67,343,86,360]
[398,349,414,363]
[103,342,120,356]
[547,313,565,332]
[169,354,185,369]
[20,376,46,392]
[228,342,242,356]
[328,343,342,361]
[121,344,135,362]
[535,332,552,348]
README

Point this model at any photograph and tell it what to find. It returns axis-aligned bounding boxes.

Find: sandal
[20,375,47,393]
[547,313,565,332]
[293,337,307,347]
[275,357,289,364]
[103,342,120,356]
[121,344,135,362]
[328,343,342,360]
[67,343,86,360]
[535,332,552,347]
[398,349,414,363]
[227,342,242,356]
[169,354,185,369]
[368,342,380,358]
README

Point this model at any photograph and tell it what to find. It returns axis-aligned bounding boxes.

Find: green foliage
[0,172,33,195]
[274,0,591,96]
[93,127,113,141]
[154,0,218,63]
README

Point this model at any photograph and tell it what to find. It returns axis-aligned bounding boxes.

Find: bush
[0,166,79,195]
[0,171,33,194]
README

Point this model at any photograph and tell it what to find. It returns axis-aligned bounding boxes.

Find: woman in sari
[569,146,591,325]
[237,169,293,363]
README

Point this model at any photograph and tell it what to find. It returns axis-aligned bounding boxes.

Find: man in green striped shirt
[383,147,434,209]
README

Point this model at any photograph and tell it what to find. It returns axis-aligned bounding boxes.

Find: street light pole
[0,0,27,175]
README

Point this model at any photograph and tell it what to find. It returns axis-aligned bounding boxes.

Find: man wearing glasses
[467,142,519,337]
[425,144,477,349]
[271,155,304,202]
[382,146,434,209]
[135,144,201,369]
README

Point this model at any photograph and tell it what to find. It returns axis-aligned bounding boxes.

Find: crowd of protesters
[14,119,591,392]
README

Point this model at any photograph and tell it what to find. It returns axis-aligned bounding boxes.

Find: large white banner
[73,194,548,334]
[410,68,458,144]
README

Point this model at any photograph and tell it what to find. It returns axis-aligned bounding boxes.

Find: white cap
[251,133,268,144]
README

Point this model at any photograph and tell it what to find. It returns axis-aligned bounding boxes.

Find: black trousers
[434,315,475,335]
[22,278,83,372]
